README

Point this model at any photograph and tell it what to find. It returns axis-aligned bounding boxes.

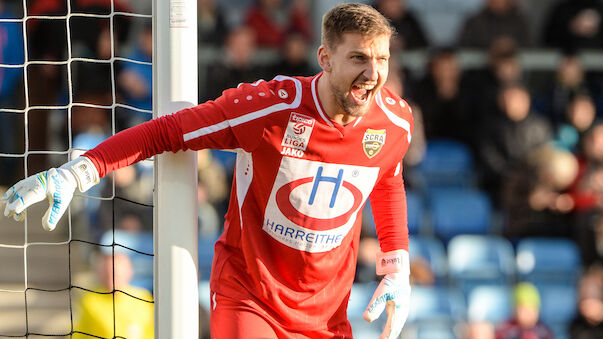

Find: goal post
[153,0,199,338]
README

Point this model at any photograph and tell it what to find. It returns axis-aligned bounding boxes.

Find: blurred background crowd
[2,0,603,338]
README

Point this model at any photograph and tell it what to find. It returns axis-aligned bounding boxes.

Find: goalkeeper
[2,3,413,338]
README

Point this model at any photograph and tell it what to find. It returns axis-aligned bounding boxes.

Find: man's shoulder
[374,87,413,123]
[217,75,310,114]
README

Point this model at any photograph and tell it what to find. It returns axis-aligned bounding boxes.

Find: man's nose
[364,60,379,81]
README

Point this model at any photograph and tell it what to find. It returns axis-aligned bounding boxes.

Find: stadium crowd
[2,0,603,338]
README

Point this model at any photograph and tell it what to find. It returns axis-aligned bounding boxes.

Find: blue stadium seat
[407,285,466,325]
[516,238,581,285]
[467,285,513,323]
[535,283,577,328]
[198,234,219,281]
[347,282,378,318]
[406,190,425,235]
[417,139,475,189]
[429,189,492,241]
[415,323,458,339]
[362,191,424,236]
[100,230,154,292]
[447,235,515,293]
[549,323,570,339]
[349,320,382,339]
[409,236,448,284]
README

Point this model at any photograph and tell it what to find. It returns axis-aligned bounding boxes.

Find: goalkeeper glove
[363,249,411,339]
[1,157,100,231]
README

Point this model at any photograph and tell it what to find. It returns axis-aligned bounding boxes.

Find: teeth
[354,84,375,90]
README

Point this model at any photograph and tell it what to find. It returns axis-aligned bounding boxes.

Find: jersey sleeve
[370,93,415,253]
[84,113,185,178]
[370,164,409,253]
[181,78,299,152]
[85,78,299,177]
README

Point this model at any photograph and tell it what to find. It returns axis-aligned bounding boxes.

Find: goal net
[0,0,193,337]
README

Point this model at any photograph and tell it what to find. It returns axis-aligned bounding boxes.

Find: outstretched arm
[84,113,186,178]
[0,112,184,231]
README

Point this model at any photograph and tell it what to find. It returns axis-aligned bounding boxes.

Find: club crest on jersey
[281,112,315,158]
[363,129,386,158]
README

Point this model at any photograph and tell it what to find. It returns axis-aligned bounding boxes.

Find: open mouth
[351,83,375,105]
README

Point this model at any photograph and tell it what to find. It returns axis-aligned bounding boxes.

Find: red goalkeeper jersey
[84,73,413,332]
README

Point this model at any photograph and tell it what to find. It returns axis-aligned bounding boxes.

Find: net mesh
[0,1,154,337]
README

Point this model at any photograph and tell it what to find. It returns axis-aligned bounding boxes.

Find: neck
[316,73,355,125]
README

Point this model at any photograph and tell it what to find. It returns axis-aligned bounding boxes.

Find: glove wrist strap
[61,156,100,192]
[376,249,410,276]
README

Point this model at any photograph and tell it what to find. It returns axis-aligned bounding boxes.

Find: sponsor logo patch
[264,158,379,252]
[362,129,386,158]
[281,112,315,158]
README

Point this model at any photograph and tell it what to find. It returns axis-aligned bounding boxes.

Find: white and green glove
[363,249,411,339]
[1,157,99,231]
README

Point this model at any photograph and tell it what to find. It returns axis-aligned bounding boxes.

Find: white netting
[0,1,154,337]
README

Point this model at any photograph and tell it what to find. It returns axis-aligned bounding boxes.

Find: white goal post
[153,0,199,338]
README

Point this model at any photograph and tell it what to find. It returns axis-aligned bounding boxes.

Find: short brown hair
[321,3,395,49]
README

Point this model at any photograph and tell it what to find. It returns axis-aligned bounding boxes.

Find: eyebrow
[348,50,390,58]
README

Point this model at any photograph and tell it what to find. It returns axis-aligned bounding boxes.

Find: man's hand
[1,157,99,231]
[363,250,411,339]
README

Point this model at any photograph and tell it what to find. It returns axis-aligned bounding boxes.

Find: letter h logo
[308,166,343,208]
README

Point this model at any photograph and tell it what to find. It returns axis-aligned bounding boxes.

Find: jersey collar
[311,72,335,127]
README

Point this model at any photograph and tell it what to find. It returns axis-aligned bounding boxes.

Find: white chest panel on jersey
[263,157,379,253]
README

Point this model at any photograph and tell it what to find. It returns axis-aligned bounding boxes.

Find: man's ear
[317,45,331,72]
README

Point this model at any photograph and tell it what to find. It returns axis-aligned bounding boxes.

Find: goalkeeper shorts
[209,291,352,339]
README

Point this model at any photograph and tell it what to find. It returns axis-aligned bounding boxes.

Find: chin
[344,107,369,118]
[343,99,372,117]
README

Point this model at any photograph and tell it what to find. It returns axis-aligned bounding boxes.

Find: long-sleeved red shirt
[84,73,413,332]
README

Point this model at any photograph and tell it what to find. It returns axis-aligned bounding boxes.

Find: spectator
[73,251,153,338]
[373,0,428,51]
[265,31,315,79]
[0,0,25,186]
[244,0,312,49]
[411,48,472,146]
[495,282,554,339]
[540,54,593,129]
[502,145,578,238]
[570,123,603,214]
[479,84,552,205]
[569,123,603,265]
[201,25,266,102]
[464,37,524,137]
[95,164,154,242]
[457,0,530,49]
[542,0,603,51]
[465,321,496,339]
[71,26,115,137]
[553,93,597,154]
[0,1,24,108]
[197,0,228,46]
[197,150,228,236]
[575,210,603,268]
[117,22,153,125]
[355,234,380,283]
[570,266,603,339]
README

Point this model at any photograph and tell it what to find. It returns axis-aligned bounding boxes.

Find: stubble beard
[330,82,370,118]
